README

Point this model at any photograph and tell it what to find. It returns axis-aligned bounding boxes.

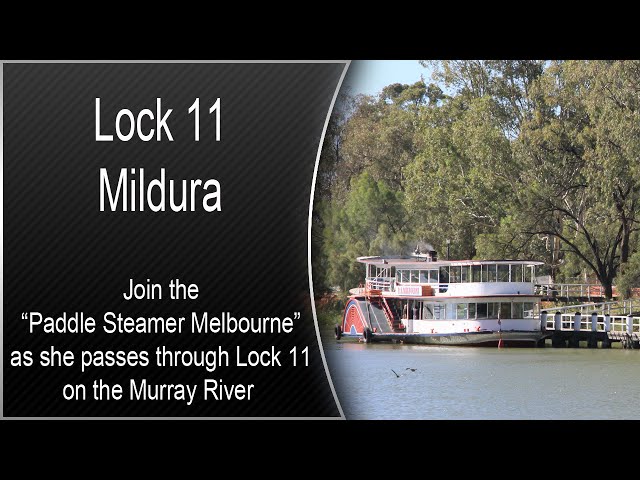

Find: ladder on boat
[363,287,405,333]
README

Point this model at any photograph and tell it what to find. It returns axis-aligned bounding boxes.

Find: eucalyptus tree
[513,60,640,298]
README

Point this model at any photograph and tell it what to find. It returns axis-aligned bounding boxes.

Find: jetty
[539,299,640,349]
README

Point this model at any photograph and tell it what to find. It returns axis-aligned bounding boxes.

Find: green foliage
[314,60,640,299]
[323,172,412,292]
[617,250,640,298]
[475,214,549,262]
[334,88,422,197]
[510,60,640,296]
[311,96,350,296]
[422,60,544,136]
[404,96,512,258]
[381,80,427,109]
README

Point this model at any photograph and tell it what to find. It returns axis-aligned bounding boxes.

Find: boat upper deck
[356,255,544,298]
[357,255,544,269]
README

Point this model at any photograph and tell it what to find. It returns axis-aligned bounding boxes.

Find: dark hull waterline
[345,330,547,346]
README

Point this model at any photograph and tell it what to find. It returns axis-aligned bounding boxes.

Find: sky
[342,60,432,97]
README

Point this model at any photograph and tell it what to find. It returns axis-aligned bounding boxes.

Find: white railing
[541,299,640,316]
[365,277,395,292]
[542,312,640,334]
[535,283,612,300]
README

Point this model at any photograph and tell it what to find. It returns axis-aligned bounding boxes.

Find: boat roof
[357,255,544,267]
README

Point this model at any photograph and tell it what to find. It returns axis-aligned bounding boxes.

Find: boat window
[429,269,438,283]
[472,265,482,282]
[500,302,511,319]
[433,304,443,320]
[476,303,487,319]
[450,266,461,283]
[524,266,532,282]
[468,303,476,319]
[410,270,419,283]
[411,301,421,319]
[497,264,510,282]
[512,264,523,282]
[423,304,434,319]
[456,303,468,320]
[481,264,489,282]
[439,266,449,283]
[400,270,409,283]
[523,302,534,318]
[487,264,497,282]
[419,270,429,283]
[461,265,471,282]
[446,304,456,319]
[487,303,499,319]
[512,302,524,319]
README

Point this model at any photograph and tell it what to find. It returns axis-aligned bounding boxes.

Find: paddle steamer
[336,251,545,346]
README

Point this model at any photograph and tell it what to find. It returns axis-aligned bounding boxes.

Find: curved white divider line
[308,61,350,420]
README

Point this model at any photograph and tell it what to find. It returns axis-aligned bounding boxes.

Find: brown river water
[322,331,640,420]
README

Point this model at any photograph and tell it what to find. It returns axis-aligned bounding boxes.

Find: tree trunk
[601,278,614,301]
[620,222,631,265]
[551,234,561,283]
